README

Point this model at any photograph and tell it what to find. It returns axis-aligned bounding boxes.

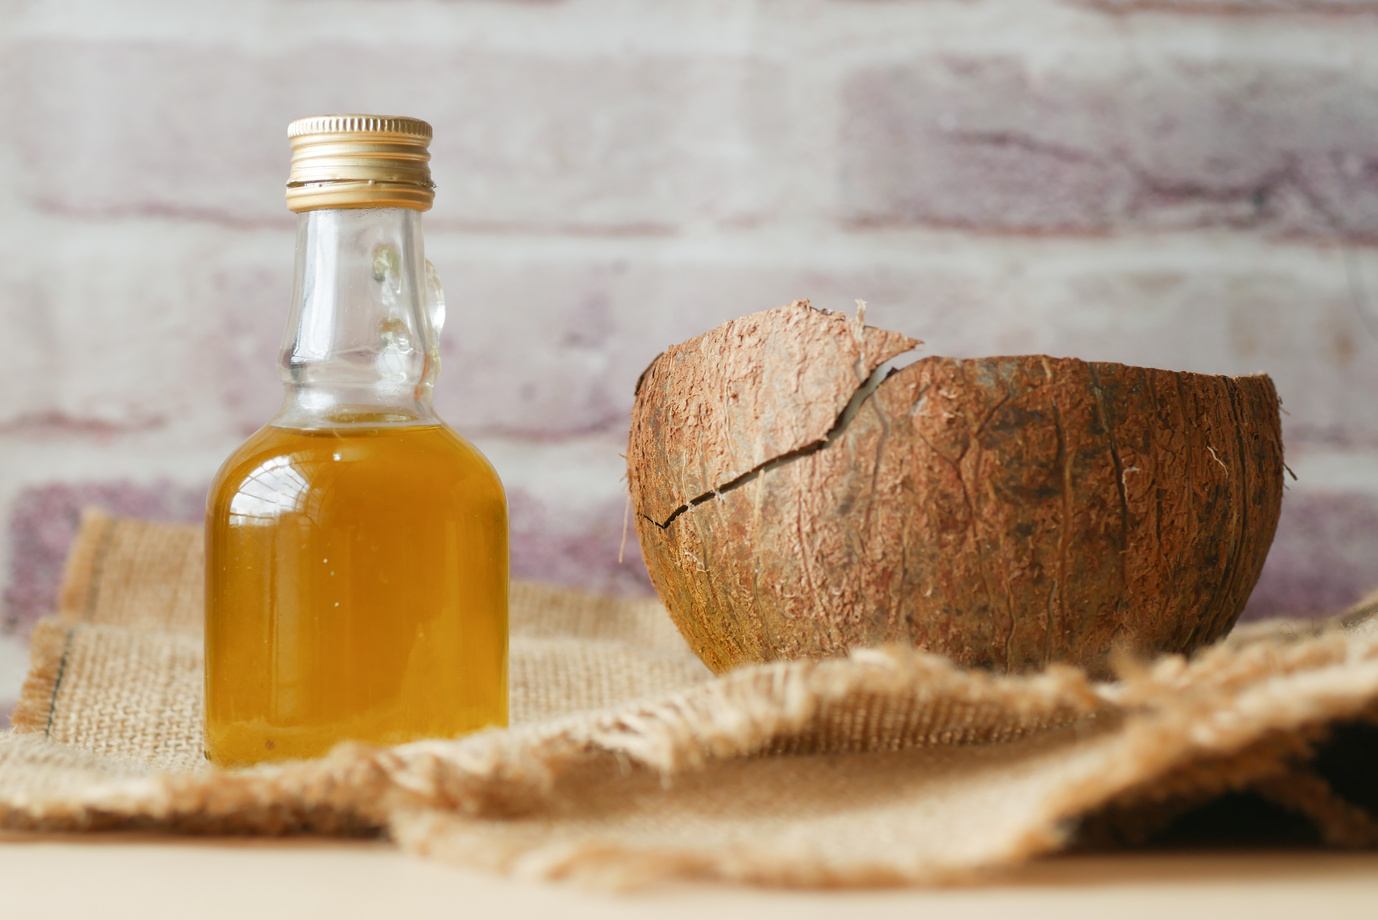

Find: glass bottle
[204,115,508,767]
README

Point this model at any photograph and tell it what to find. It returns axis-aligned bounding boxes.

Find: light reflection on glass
[229,456,312,523]
[294,216,340,362]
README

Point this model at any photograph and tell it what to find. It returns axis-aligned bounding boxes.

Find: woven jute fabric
[2,508,1377,887]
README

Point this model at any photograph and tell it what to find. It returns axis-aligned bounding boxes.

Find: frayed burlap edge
[4,622,1378,888]
[10,620,71,735]
[4,511,1378,890]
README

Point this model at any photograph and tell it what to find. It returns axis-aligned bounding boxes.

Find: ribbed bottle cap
[285,114,435,212]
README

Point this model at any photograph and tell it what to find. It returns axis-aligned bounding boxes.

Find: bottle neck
[275,207,443,429]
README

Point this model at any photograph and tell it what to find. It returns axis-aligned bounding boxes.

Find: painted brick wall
[4,0,1378,712]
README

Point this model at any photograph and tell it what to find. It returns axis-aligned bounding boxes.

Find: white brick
[0,223,246,431]
[429,234,1378,442]
[5,219,1376,446]
[14,39,796,232]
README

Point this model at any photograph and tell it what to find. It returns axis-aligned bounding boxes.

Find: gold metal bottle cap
[285,114,435,212]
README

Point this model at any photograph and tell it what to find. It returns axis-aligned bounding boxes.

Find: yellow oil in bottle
[204,420,508,767]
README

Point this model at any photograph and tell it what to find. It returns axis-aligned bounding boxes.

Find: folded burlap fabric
[1,508,1376,887]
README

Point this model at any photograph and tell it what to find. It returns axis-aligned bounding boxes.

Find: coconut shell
[628,301,1285,677]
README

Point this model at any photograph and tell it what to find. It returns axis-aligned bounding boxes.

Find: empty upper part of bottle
[276,115,445,428]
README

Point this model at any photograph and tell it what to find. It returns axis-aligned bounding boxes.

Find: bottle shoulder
[208,423,505,517]
[209,424,285,493]
[431,423,503,486]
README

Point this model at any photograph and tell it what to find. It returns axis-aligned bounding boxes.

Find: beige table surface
[0,833,1374,919]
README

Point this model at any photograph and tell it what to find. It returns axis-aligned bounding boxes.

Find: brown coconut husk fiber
[1,508,1377,888]
[629,301,1285,678]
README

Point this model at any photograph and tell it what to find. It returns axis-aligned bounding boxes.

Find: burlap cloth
[3,508,1377,887]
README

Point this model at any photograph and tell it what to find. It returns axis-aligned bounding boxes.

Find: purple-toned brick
[509,488,655,598]
[1242,491,1378,620]
[7,477,1374,655]
[2,481,206,636]
[841,55,1378,239]
[843,60,1131,232]
[2,478,653,638]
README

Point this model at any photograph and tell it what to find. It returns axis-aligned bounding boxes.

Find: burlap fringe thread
[2,509,1377,889]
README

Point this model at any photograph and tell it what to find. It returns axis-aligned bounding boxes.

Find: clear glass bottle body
[205,207,508,767]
